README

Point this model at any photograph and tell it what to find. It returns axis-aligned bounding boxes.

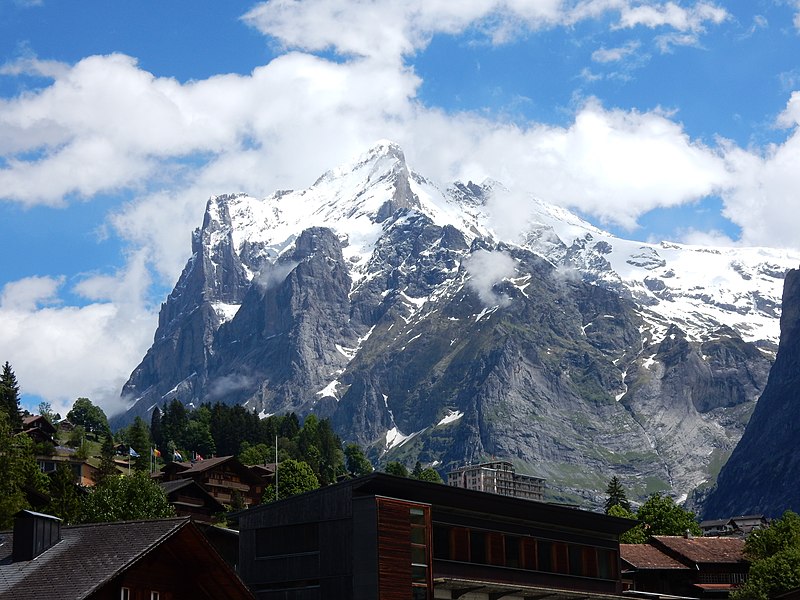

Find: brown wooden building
[622,535,749,598]
[0,510,253,600]
[160,455,264,507]
[160,478,226,522]
[237,472,634,600]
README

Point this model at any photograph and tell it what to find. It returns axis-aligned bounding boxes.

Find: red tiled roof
[652,536,747,564]
[621,544,690,570]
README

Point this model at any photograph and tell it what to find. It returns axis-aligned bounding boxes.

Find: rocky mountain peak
[117,142,800,509]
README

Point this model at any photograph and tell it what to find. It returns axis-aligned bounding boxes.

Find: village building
[447,460,546,501]
[237,472,632,600]
[621,535,749,598]
[159,455,265,508]
[0,510,253,599]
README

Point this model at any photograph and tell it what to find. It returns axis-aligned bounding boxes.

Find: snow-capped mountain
[119,141,799,507]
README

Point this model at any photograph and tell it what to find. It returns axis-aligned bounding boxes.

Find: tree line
[1,361,442,527]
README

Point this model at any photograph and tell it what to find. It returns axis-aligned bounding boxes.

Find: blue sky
[2,0,800,417]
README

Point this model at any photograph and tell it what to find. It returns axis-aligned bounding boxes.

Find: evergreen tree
[604,475,632,513]
[344,443,373,477]
[184,420,216,457]
[96,432,119,485]
[45,463,82,524]
[0,411,49,528]
[0,361,22,429]
[161,399,188,451]
[126,416,151,472]
[150,406,164,452]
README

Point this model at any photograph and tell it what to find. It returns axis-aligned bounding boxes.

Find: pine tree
[96,432,119,485]
[126,416,151,472]
[604,475,632,514]
[0,361,22,429]
[150,406,164,452]
[45,463,83,524]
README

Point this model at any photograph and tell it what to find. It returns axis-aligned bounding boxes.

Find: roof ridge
[62,516,190,530]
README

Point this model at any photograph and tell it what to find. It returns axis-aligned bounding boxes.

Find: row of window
[432,524,619,580]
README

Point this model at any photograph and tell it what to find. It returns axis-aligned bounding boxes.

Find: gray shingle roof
[0,518,187,599]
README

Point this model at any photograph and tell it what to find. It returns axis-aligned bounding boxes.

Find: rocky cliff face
[116,142,799,507]
[702,269,800,518]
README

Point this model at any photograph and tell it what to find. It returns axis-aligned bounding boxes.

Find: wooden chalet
[20,414,57,445]
[0,510,253,600]
[622,535,749,598]
[237,472,634,600]
[161,455,264,507]
[160,479,225,522]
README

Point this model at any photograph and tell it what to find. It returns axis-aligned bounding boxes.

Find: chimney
[12,510,62,562]
[684,529,694,539]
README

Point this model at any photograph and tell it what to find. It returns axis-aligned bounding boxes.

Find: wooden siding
[376,497,432,600]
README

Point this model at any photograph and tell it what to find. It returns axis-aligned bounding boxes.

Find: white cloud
[464,249,518,306]
[0,255,157,418]
[3,0,796,420]
[592,41,641,63]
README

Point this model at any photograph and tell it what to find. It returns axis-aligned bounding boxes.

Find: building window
[151,593,160,600]
[431,523,618,581]
[120,588,130,600]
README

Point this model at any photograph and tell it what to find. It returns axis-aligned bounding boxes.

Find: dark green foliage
[732,511,800,600]
[238,442,274,465]
[67,397,109,435]
[96,432,118,485]
[607,504,647,543]
[636,493,702,537]
[344,443,373,477]
[125,416,151,471]
[45,463,82,525]
[184,420,216,457]
[385,461,409,477]
[150,406,164,452]
[80,471,174,523]
[604,475,632,513]
[0,361,22,428]
[38,401,60,426]
[263,459,319,502]
[0,411,49,528]
[161,399,188,452]
[415,467,443,483]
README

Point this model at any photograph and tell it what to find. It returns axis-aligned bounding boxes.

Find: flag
[129,447,140,458]
[152,448,161,458]
[196,453,204,461]
[173,451,183,462]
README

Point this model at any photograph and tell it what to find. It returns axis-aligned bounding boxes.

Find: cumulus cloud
[0,255,157,417]
[3,0,798,418]
[464,249,518,306]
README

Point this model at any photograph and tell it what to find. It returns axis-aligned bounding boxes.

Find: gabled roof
[652,536,747,565]
[0,517,253,599]
[21,415,56,435]
[620,544,690,570]
[163,455,263,484]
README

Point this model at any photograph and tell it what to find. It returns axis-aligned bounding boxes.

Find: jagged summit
[118,141,800,509]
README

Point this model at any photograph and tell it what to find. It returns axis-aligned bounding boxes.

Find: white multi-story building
[447,461,545,501]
